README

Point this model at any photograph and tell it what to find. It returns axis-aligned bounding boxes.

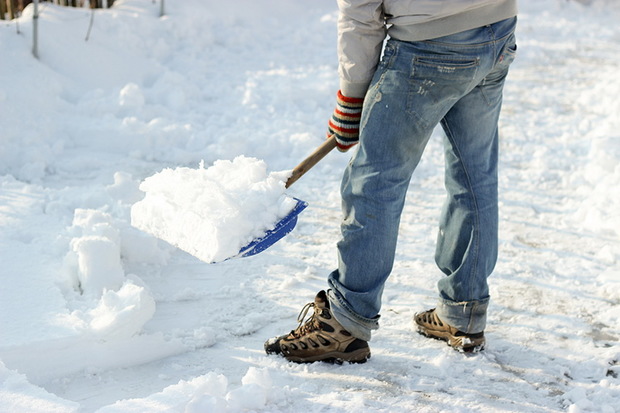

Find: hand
[327,90,364,152]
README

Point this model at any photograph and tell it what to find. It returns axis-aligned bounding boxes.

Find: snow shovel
[234,134,337,259]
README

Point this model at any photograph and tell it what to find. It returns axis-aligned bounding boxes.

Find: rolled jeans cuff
[326,288,379,341]
[435,297,489,334]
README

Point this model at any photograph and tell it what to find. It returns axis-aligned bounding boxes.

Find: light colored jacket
[338,0,518,97]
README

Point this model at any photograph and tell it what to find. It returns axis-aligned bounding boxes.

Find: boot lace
[290,302,320,338]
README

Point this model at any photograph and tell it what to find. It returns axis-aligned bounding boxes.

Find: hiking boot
[414,308,485,352]
[264,290,371,363]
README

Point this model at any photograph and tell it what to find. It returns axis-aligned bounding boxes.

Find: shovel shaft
[285,135,337,188]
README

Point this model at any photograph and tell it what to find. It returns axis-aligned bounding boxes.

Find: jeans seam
[440,120,480,299]
[360,53,392,132]
[466,302,475,332]
[360,74,386,132]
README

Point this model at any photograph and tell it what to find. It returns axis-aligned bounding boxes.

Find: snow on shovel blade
[131,136,335,264]
[235,198,308,259]
[233,136,336,260]
[232,135,336,260]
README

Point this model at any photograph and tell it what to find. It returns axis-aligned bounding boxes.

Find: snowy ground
[1,0,619,412]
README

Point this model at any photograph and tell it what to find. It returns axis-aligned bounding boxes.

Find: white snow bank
[97,367,274,413]
[0,361,79,413]
[87,278,157,339]
[573,135,620,238]
[60,208,157,339]
[0,332,186,386]
[131,156,296,263]
[1,204,184,384]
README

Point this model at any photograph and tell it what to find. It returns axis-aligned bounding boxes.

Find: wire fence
[2,0,164,58]
[1,0,117,20]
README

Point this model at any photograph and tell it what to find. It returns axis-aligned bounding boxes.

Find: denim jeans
[327,17,517,341]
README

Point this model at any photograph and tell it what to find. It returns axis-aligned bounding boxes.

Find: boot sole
[417,325,485,353]
[284,348,371,364]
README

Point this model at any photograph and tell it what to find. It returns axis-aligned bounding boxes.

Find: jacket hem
[388,0,517,41]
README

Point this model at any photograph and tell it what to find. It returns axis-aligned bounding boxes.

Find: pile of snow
[131,156,296,263]
[62,208,156,338]
[99,367,274,413]
[0,361,79,413]
[573,136,620,238]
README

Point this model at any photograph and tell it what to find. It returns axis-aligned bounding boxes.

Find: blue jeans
[328,17,517,341]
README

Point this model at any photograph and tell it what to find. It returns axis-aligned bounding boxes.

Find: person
[265,0,518,363]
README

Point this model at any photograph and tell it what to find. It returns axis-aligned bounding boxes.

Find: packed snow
[131,156,296,263]
[0,0,619,412]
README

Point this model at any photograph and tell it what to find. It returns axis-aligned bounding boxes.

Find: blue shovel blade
[236,198,308,259]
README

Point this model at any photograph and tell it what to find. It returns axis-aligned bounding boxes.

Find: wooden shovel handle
[285,135,337,188]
